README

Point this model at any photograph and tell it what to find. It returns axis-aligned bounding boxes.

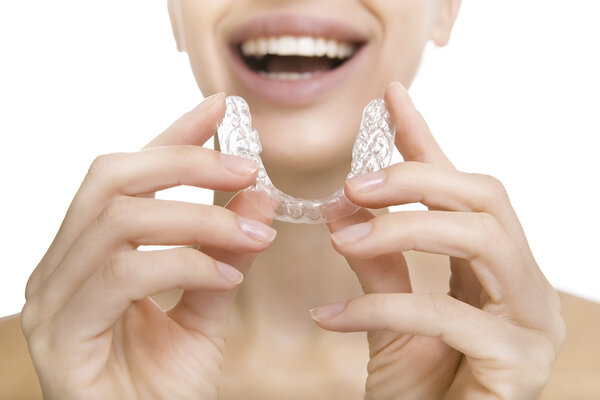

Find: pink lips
[227,13,370,105]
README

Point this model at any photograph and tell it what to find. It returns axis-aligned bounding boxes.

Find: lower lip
[228,44,368,105]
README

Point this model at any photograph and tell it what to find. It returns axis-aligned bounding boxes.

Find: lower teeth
[258,71,321,81]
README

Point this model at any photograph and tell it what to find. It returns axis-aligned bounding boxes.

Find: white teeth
[326,39,338,58]
[268,37,279,54]
[296,37,315,57]
[240,36,357,59]
[338,43,353,59]
[241,40,256,56]
[256,37,268,56]
[315,38,327,57]
[278,36,296,55]
[259,71,321,81]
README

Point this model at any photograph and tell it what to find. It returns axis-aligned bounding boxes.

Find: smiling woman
[1,0,600,399]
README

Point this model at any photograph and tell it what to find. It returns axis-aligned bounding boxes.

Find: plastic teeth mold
[217,96,395,224]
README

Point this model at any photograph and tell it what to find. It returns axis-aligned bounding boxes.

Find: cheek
[367,0,434,85]
[179,0,232,94]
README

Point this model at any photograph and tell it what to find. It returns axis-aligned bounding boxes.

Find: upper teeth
[240,36,356,59]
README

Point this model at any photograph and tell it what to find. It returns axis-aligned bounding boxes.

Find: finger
[31,197,276,316]
[344,162,528,245]
[27,94,228,298]
[29,146,257,298]
[310,293,548,362]
[347,162,503,212]
[331,210,530,304]
[328,208,412,352]
[83,146,258,199]
[327,208,411,295]
[385,82,454,168]
[49,247,242,343]
[59,147,258,248]
[168,190,274,334]
[143,92,225,149]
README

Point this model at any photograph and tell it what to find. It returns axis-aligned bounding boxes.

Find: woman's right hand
[20,93,276,400]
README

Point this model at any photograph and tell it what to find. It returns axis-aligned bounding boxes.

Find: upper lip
[229,13,370,44]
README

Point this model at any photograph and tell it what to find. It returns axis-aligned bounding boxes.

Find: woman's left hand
[312,82,566,399]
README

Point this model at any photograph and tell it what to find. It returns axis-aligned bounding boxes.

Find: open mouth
[227,14,370,103]
[235,36,364,81]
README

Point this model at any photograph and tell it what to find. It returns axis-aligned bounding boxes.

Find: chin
[253,110,358,175]
[263,141,350,174]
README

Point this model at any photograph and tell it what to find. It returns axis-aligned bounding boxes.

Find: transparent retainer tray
[217,96,395,224]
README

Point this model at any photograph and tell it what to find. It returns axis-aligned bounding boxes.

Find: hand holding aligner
[217,96,395,224]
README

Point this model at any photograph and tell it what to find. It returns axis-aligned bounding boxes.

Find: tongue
[265,55,335,73]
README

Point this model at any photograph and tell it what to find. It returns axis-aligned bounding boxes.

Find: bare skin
[2,266,600,399]
[2,0,600,399]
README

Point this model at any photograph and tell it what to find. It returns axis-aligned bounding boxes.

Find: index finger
[384,82,454,169]
[143,92,226,149]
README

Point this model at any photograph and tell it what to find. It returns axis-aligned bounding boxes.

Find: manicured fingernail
[215,261,244,284]
[193,92,225,111]
[238,216,277,242]
[346,170,386,192]
[219,153,259,175]
[331,222,372,245]
[310,301,347,322]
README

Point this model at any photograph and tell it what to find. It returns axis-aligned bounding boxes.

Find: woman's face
[169,0,458,186]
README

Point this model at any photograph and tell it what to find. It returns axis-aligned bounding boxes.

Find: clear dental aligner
[217,96,396,224]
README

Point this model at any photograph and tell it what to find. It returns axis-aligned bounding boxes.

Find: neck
[215,160,364,351]
[262,155,351,199]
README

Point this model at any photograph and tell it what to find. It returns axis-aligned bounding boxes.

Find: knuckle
[26,323,51,362]
[172,146,200,183]
[539,287,567,351]
[475,173,509,204]
[475,212,506,246]
[199,206,235,239]
[96,195,137,228]
[173,144,199,160]
[24,270,41,300]
[371,294,391,316]
[86,153,123,181]
[471,212,515,263]
[102,253,135,285]
[390,212,416,250]
[175,247,202,274]
[20,302,38,337]
[553,313,567,350]
[427,292,452,320]
[25,259,52,300]
[548,287,563,311]
[521,335,556,387]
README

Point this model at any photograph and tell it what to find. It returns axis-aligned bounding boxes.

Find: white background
[0,1,598,317]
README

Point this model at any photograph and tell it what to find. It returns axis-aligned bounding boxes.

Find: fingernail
[215,261,244,284]
[346,170,386,192]
[331,222,373,245]
[238,216,277,242]
[193,92,225,111]
[220,153,259,175]
[309,301,347,322]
